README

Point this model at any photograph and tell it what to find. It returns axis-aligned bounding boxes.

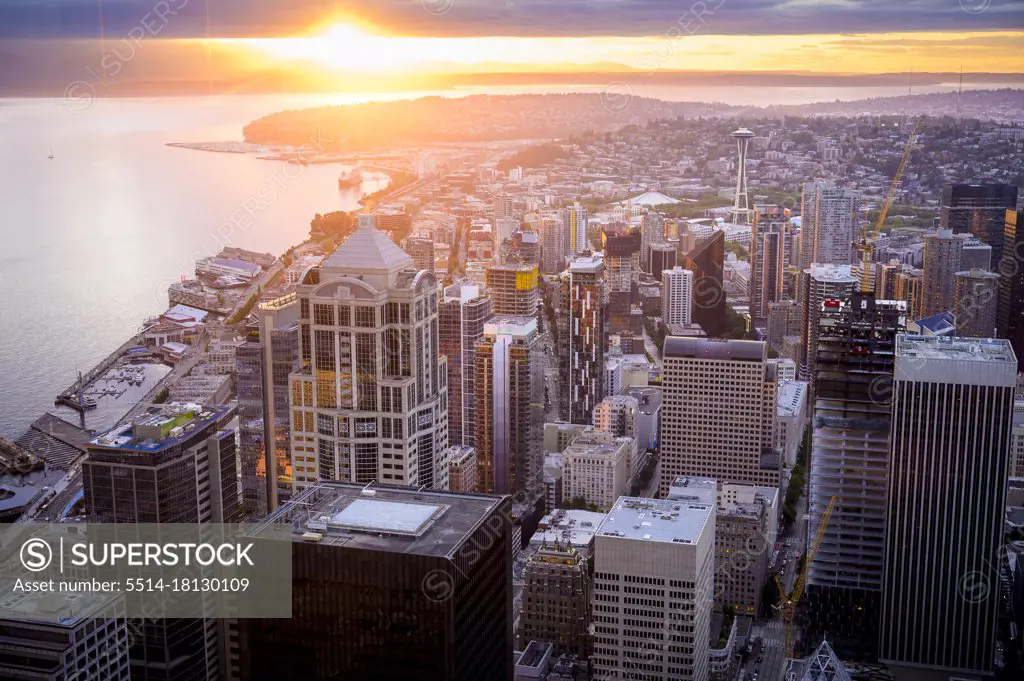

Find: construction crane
[854,117,923,293]
[774,494,838,659]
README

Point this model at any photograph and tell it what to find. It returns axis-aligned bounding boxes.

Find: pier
[55,335,145,412]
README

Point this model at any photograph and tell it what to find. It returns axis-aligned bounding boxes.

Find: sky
[0,0,1022,78]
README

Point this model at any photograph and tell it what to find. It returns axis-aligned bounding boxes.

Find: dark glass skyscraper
[1000,209,1024,366]
[682,231,727,337]
[85,403,238,681]
[237,293,300,518]
[559,256,606,424]
[241,482,514,681]
[941,184,1018,263]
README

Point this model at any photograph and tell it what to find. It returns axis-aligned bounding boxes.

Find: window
[355,306,376,328]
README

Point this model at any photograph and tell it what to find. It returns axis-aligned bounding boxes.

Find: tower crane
[854,117,924,293]
[773,494,838,659]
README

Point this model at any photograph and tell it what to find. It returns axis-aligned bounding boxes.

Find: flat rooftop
[89,403,226,452]
[664,337,766,362]
[484,315,537,336]
[597,496,713,545]
[896,335,1015,363]
[0,585,120,626]
[777,380,809,417]
[252,482,506,558]
[806,263,857,283]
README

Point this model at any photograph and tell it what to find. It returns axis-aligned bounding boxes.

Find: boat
[338,167,363,187]
[81,396,98,409]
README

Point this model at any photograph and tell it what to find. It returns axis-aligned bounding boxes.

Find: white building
[1012,400,1024,479]
[662,266,694,327]
[592,394,642,480]
[592,497,714,681]
[562,431,631,511]
[776,380,809,468]
[800,183,859,267]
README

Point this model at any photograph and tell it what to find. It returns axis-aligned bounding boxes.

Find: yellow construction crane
[855,117,924,293]
[774,494,838,659]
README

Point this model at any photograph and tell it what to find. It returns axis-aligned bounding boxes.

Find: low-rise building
[445,444,478,492]
[518,544,592,658]
[776,380,809,468]
[562,431,631,511]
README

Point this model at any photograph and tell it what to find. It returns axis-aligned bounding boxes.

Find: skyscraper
[237,293,300,518]
[241,482,514,681]
[800,183,859,267]
[591,497,714,681]
[940,184,1018,263]
[474,316,544,495]
[751,204,789,324]
[563,201,589,255]
[85,403,238,681]
[798,264,858,381]
[288,215,448,493]
[603,224,642,334]
[730,128,756,225]
[998,209,1024,363]
[439,281,492,448]
[880,335,1016,678]
[649,242,677,281]
[641,211,665,268]
[486,262,539,317]
[539,216,566,274]
[954,269,1000,338]
[559,256,606,424]
[405,236,436,273]
[682,231,727,337]
[920,228,964,318]
[893,266,923,320]
[662,266,694,327]
[519,543,591,659]
[804,293,905,660]
[660,338,780,494]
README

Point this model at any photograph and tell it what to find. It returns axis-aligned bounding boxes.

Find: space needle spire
[730,127,756,225]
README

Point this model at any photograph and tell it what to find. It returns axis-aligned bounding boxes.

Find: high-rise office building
[518,544,591,659]
[798,264,858,381]
[767,300,800,353]
[0,592,130,681]
[893,266,923,320]
[539,217,566,274]
[804,293,905,660]
[649,242,677,281]
[880,335,1016,679]
[237,293,300,518]
[564,202,589,255]
[751,204,789,324]
[405,236,436,273]
[961,237,993,272]
[660,338,780,494]
[559,256,607,424]
[921,228,965,318]
[954,269,1000,338]
[474,316,544,495]
[603,225,642,334]
[641,211,666,268]
[875,259,903,300]
[242,482,514,681]
[591,497,714,681]
[999,209,1024,363]
[662,266,694,328]
[486,262,539,317]
[682,231,727,336]
[800,183,859,267]
[288,215,448,492]
[940,184,1018,263]
[439,281,492,449]
[85,403,237,681]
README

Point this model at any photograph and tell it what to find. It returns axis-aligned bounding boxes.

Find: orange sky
[220,19,1024,76]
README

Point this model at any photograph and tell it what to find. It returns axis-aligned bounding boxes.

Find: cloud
[0,0,1020,39]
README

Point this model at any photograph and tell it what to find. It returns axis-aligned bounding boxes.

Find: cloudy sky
[1,0,1022,76]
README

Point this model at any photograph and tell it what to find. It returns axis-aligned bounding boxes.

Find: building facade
[921,229,965,318]
[798,264,858,381]
[439,281,492,449]
[954,269,1000,338]
[879,335,1016,678]
[800,183,859,267]
[592,497,714,681]
[519,544,592,659]
[751,204,789,324]
[662,266,694,328]
[660,338,780,495]
[682,232,727,337]
[288,215,448,493]
[560,257,607,424]
[486,262,540,317]
[561,430,631,511]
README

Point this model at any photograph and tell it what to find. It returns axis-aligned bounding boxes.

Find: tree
[564,496,600,512]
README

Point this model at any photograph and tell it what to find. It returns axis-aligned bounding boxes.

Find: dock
[55,335,144,411]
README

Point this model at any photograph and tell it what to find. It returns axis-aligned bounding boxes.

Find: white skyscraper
[800,183,860,267]
[564,202,589,254]
[662,266,694,327]
[288,215,448,494]
[592,497,714,681]
[880,335,1016,679]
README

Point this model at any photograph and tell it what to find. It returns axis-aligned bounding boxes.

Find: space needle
[730,127,756,225]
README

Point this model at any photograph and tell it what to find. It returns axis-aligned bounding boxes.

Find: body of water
[0,81,1017,437]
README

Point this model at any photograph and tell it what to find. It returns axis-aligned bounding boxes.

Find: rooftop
[323,215,415,274]
[597,496,713,545]
[89,403,226,452]
[664,337,766,362]
[0,586,121,627]
[667,477,717,505]
[777,381,809,417]
[806,263,857,284]
[484,315,537,337]
[251,482,506,558]
[530,509,606,551]
[896,334,1015,364]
